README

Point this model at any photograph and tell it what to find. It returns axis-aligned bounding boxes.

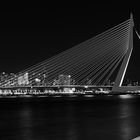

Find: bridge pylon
[111,13,140,92]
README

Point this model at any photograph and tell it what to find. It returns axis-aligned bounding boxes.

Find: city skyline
[0,7,140,81]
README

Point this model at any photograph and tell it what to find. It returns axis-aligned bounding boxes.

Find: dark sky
[0,6,140,81]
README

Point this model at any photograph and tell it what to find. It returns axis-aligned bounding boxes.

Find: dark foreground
[0,95,140,140]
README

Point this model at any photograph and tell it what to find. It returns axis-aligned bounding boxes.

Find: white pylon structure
[112,13,140,92]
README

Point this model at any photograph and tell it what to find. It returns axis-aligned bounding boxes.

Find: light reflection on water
[119,98,134,140]
[0,96,140,140]
[64,105,78,140]
[19,106,33,140]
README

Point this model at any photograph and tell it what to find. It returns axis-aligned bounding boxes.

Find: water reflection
[119,98,134,140]
[1,97,140,140]
[65,105,78,140]
[19,106,33,140]
[18,101,79,140]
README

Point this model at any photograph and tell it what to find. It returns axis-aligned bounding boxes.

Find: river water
[0,95,140,140]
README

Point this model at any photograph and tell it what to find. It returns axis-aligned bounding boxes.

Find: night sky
[0,6,140,82]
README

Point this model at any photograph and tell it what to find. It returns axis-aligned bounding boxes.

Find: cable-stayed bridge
[0,13,139,93]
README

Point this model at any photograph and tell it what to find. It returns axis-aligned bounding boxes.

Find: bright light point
[35,78,41,82]
[84,95,94,97]
[84,85,88,88]
[119,94,132,99]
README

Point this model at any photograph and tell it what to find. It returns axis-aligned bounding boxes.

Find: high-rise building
[58,74,71,85]
[18,73,29,85]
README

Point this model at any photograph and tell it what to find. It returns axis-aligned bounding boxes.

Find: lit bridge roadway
[0,85,113,90]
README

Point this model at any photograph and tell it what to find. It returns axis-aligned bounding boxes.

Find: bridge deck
[0,85,113,89]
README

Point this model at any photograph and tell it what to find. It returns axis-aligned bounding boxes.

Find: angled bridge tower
[112,13,140,92]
